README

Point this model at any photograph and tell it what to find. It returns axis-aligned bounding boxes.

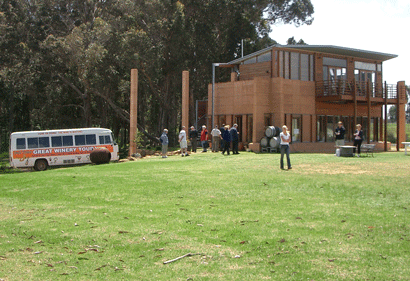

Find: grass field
[1,151,410,280]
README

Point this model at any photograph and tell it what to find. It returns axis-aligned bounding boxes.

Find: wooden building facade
[207,45,407,152]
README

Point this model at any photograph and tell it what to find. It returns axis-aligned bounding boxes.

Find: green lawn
[1,152,409,280]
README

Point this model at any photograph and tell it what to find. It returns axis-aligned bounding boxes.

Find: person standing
[211,125,221,152]
[221,125,231,155]
[335,121,346,147]
[353,124,363,157]
[159,129,169,158]
[219,124,226,151]
[280,125,292,170]
[179,126,189,157]
[230,123,240,154]
[189,126,199,153]
[200,125,208,152]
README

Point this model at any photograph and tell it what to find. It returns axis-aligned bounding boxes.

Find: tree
[0,0,315,151]
[388,105,397,122]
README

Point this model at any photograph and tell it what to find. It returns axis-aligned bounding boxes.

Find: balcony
[315,80,399,104]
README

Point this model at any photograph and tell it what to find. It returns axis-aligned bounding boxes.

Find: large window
[279,51,314,81]
[27,137,50,149]
[292,116,302,142]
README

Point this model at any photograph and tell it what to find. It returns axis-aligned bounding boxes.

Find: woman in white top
[279,125,292,170]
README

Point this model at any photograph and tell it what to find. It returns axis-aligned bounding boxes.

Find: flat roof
[228,44,398,64]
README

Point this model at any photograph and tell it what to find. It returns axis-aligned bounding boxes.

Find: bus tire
[34,159,48,171]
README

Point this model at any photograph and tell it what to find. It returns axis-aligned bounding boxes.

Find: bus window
[86,134,96,145]
[28,138,39,148]
[63,135,73,146]
[39,137,50,148]
[75,135,85,146]
[16,138,26,149]
[99,135,112,144]
[52,136,62,147]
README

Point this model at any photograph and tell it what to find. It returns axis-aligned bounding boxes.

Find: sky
[269,0,410,85]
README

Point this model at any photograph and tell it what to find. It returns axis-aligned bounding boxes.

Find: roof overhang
[227,44,398,65]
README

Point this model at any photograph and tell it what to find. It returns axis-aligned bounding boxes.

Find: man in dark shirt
[230,124,240,154]
[335,121,346,147]
[189,126,199,152]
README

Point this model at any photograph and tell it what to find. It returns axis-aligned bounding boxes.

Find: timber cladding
[239,62,271,81]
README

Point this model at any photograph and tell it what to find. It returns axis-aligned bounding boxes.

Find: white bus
[9,128,119,171]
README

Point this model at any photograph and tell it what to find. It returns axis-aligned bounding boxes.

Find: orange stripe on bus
[13,145,114,158]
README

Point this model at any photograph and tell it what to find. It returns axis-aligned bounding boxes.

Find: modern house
[207,44,407,152]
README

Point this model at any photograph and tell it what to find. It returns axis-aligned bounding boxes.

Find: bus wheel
[34,159,48,171]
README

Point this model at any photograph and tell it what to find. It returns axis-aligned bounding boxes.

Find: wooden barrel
[260,137,269,147]
[265,126,276,138]
[269,137,280,148]
[274,126,282,137]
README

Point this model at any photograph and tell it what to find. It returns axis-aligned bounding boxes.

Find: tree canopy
[0,0,314,151]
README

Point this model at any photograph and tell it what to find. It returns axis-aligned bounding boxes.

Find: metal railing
[316,80,398,99]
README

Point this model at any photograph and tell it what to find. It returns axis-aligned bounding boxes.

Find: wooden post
[384,81,388,151]
[182,71,189,129]
[353,79,357,126]
[367,81,371,144]
[129,69,138,156]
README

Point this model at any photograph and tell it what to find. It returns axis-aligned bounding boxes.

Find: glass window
[355,61,376,71]
[16,138,26,150]
[317,115,326,142]
[300,54,309,81]
[99,136,105,144]
[326,116,335,142]
[290,52,299,80]
[310,55,314,81]
[63,136,73,146]
[28,138,39,149]
[86,134,96,145]
[292,116,301,142]
[258,52,271,63]
[243,57,256,65]
[52,136,62,147]
[105,135,111,144]
[323,66,328,81]
[284,52,290,79]
[323,57,347,67]
[279,51,283,78]
[39,137,50,148]
[75,135,85,146]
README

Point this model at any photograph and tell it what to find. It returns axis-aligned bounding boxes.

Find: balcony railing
[316,80,398,100]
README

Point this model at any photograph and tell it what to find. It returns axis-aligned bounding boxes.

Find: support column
[367,81,371,144]
[397,81,406,150]
[182,71,190,129]
[384,82,388,151]
[129,69,138,156]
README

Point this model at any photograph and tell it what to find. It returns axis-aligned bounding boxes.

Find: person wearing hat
[189,126,199,153]
[200,125,208,152]
[159,129,169,158]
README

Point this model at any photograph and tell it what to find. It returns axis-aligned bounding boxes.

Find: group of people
[335,121,364,156]
[209,124,240,155]
[157,121,364,169]
[158,124,241,157]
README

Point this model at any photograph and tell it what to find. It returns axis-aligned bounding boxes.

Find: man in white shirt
[211,125,221,152]
[179,126,189,157]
